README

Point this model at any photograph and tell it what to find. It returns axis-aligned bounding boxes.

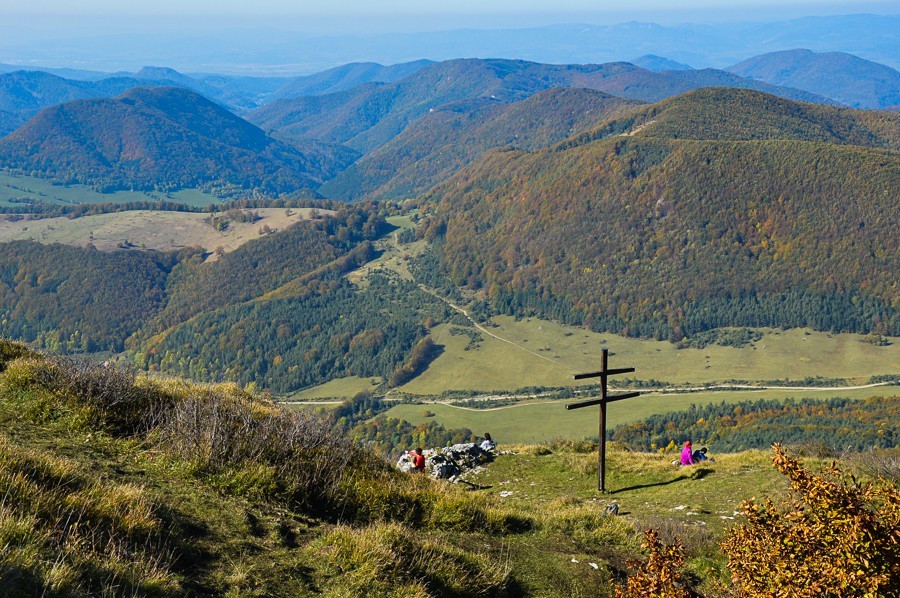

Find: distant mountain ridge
[320,88,644,201]
[249,58,835,155]
[727,49,900,109]
[631,55,693,72]
[3,13,898,73]
[268,60,434,100]
[0,86,357,193]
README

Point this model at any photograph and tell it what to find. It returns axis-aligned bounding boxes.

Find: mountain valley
[0,30,897,595]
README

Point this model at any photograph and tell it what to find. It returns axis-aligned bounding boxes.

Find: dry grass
[0,436,178,596]
[313,522,510,596]
[0,208,325,254]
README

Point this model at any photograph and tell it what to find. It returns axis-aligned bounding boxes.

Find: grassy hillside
[0,207,322,253]
[1,341,895,596]
[423,88,899,340]
[389,318,900,395]
[0,172,219,208]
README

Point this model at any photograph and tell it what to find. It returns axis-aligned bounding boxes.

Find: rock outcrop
[396,442,495,480]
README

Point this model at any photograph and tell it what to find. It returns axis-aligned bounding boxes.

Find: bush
[156,391,372,513]
[722,444,900,596]
[615,529,693,598]
[0,339,34,371]
[30,355,171,435]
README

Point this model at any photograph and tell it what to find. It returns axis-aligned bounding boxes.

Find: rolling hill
[631,55,693,72]
[0,68,291,137]
[727,49,900,110]
[320,88,644,201]
[249,58,836,155]
[421,88,900,339]
[0,86,358,193]
[267,59,433,100]
[0,71,143,116]
[0,71,146,136]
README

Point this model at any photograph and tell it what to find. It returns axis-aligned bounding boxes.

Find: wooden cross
[566,348,640,492]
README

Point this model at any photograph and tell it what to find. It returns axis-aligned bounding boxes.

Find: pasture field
[383,386,896,443]
[345,213,426,285]
[0,172,217,207]
[399,317,899,394]
[0,207,320,253]
[284,375,382,400]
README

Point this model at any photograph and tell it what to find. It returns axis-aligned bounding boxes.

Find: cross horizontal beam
[565,391,640,410]
[573,367,635,380]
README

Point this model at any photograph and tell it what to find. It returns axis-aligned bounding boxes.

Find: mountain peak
[134,66,195,85]
[727,49,900,109]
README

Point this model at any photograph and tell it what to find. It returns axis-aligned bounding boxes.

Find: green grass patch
[385,387,897,444]
[401,317,899,395]
[284,376,382,400]
[2,340,895,596]
[0,172,219,207]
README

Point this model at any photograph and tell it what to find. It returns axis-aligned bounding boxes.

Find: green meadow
[283,375,382,400]
[0,207,318,253]
[292,315,897,403]
[384,386,895,444]
[0,171,218,207]
[401,317,898,395]
[289,311,898,443]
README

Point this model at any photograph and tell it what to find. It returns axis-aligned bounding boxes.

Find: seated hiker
[692,446,710,462]
[408,447,426,473]
[479,432,496,451]
[680,440,694,466]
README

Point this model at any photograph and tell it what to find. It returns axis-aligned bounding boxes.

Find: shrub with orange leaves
[616,528,693,598]
[723,443,900,597]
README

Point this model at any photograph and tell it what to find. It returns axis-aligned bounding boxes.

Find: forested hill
[727,49,900,110]
[422,88,899,339]
[320,88,644,201]
[0,86,357,194]
[248,58,832,155]
[564,87,900,149]
[267,59,434,100]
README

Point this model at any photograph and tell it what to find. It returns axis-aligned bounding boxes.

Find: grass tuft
[314,522,510,596]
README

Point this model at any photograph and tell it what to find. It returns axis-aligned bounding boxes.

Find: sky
[5,0,899,32]
[1,0,898,73]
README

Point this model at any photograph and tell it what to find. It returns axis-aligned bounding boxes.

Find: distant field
[345,213,426,285]
[291,312,898,442]
[0,207,321,253]
[400,317,899,394]
[0,172,218,208]
[384,386,898,444]
[284,376,382,400]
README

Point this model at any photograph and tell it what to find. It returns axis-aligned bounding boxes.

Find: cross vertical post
[567,348,640,492]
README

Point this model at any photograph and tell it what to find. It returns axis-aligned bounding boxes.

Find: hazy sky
[2,0,897,73]
[6,0,899,30]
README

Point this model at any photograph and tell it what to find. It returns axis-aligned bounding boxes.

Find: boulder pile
[396,442,495,480]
